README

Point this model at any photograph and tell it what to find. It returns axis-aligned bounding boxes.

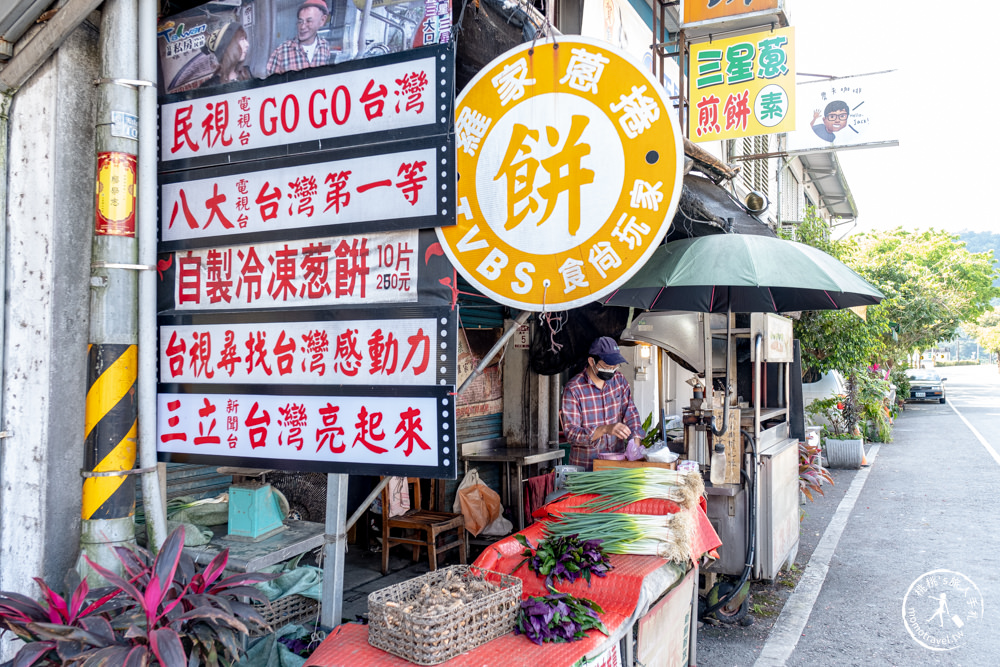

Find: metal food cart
[621,311,801,621]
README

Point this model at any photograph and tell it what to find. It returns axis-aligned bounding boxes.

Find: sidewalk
[695,441,869,666]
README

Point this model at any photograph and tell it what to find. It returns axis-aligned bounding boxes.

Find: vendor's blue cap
[589,337,628,365]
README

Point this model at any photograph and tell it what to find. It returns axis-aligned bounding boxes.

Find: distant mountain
[959,231,1000,288]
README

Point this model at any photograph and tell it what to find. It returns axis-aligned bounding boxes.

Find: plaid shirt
[266,37,331,76]
[561,369,644,471]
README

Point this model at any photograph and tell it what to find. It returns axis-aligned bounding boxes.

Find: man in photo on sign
[561,336,644,471]
[266,0,332,76]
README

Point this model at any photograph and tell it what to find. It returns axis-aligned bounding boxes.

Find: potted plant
[0,526,275,666]
[823,372,865,469]
[857,367,894,443]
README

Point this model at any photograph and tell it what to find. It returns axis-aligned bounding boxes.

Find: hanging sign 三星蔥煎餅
[688,27,795,143]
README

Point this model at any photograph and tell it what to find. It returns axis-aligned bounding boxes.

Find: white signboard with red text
[157,46,459,478]
[160,229,425,311]
[159,44,453,170]
[157,307,457,477]
[157,388,455,477]
[159,309,455,387]
[160,136,453,250]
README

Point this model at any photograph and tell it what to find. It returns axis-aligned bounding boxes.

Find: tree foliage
[787,212,1000,373]
[783,209,889,373]
[966,309,1000,371]
[840,228,999,359]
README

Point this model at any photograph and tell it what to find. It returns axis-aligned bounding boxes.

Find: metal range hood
[620,311,727,374]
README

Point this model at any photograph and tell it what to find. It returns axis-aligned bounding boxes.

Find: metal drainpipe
[80,0,141,580]
[0,91,9,474]
[137,0,168,551]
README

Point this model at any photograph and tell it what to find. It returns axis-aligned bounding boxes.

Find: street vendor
[561,336,644,471]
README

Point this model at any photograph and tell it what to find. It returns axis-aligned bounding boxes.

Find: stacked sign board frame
[157,43,460,479]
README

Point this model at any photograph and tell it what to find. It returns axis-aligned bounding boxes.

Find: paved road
[752,365,1000,666]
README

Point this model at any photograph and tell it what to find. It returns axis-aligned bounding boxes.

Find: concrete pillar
[502,318,532,445]
[0,18,97,616]
[549,373,562,445]
[630,343,658,429]
[502,317,554,447]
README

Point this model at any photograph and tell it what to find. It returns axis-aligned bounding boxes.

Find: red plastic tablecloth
[474,494,720,576]
[305,495,721,666]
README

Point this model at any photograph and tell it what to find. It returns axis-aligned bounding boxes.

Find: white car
[801,370,846,426]
[905,369,946,404]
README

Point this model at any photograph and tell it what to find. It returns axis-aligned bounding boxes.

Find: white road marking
[754,445,881,667]
[947,401,1000,466]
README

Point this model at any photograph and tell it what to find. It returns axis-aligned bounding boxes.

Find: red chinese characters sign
[160,229,422,310]
[160,138,452,249]
[159,311,455,387]
[159,45,449,167]
[156,388,455,476]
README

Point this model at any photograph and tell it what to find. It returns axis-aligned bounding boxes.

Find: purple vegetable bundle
[514,590,608,645]
[513,534,613,588]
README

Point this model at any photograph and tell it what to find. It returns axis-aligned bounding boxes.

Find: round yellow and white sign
[437,37,683,311]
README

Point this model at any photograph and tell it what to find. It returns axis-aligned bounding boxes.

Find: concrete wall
[0,20,97,612]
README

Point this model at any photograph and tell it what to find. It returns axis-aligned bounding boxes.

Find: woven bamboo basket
[368,565,521,665]
[252,594,320,634]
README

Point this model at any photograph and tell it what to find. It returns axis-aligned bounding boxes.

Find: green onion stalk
[543,511,694,563]
[134,494,228,526]
[565,468,704,511]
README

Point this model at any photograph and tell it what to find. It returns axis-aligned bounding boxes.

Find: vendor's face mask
[593,361,618,381]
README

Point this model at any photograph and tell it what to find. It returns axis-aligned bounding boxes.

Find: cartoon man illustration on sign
[810,100,850,142]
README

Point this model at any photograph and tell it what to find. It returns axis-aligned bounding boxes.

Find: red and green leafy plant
[0,526,275,666]
[799,439,834,505]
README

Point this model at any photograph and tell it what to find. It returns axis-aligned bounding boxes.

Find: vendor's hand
[591,423,631,440]
[608,422,631,440]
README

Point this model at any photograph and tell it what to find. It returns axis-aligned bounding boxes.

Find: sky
[791,1,999,236]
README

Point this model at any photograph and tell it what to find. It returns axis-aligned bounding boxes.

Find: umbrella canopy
[603,234,884,313]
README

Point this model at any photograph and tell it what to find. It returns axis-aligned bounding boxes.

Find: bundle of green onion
[565,468,704,511]
[543,511,694,563]
[134,494,228,526]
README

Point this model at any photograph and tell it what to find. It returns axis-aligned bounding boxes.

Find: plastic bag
[454,468,508,536]
[481,512,513,536]
[624,437,645,461]
[452,468,482,512]
[458,483,502,536]
[386,476,411,517]
[645,440,679,463]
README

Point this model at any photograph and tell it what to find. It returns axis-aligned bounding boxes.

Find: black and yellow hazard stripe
[83,343,138,520]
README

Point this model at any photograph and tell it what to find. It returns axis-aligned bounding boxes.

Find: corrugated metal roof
[0,0,51,57]
[796,151,858,219]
